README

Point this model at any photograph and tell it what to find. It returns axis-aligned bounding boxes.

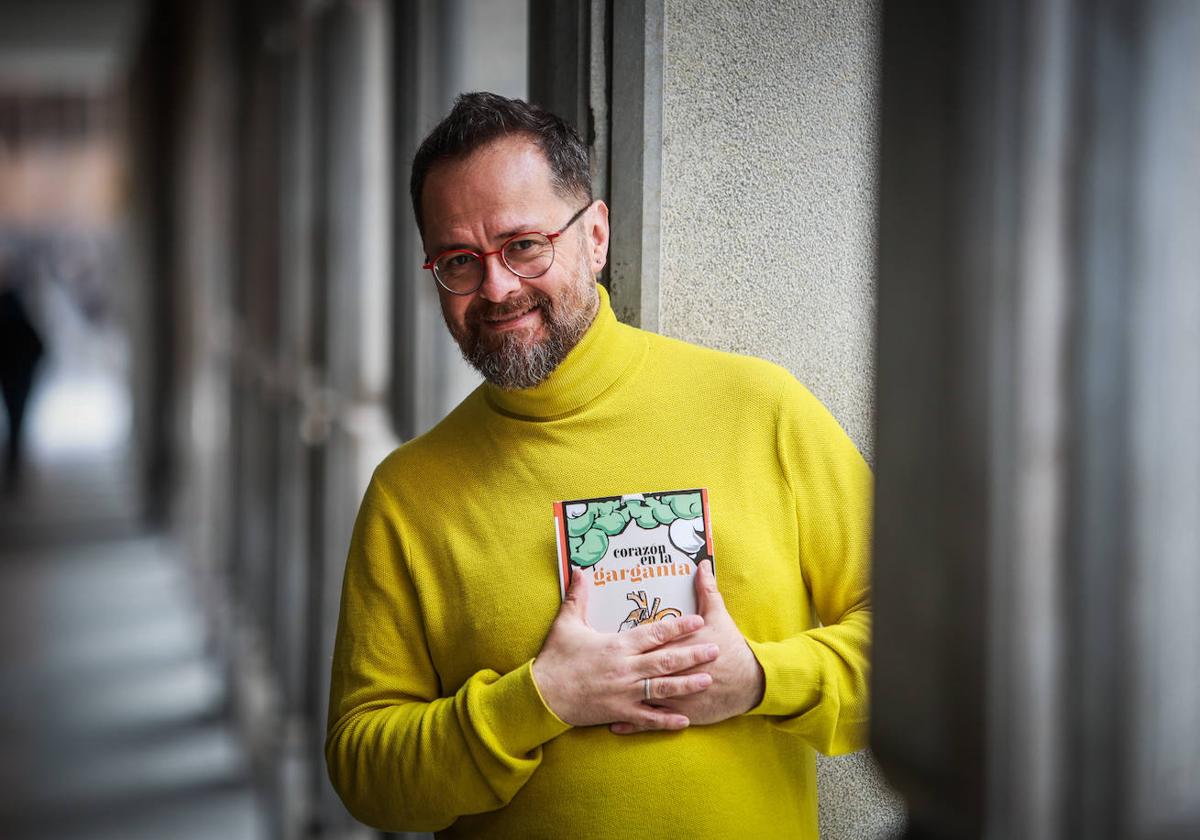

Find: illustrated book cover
[553,489,714,633]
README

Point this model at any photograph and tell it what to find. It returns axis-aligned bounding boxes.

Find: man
[325,92,872,838]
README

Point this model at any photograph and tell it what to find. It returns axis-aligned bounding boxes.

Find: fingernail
[704,644,719,658]
[697,673,713,687]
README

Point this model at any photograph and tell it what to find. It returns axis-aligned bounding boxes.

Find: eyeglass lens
[434,233,555,293]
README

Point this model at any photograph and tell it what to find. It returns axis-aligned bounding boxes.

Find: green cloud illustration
[567,493,704,569]
[566,507,596,537]
[589,500,620,518]
[624,499,660,529]
[664,492,703,520]
[570,528,609,567]
[593,505,632,536]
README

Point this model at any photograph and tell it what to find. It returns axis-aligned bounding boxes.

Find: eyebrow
[430,225,538,257]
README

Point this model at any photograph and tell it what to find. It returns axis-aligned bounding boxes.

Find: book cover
[553,489,714,633]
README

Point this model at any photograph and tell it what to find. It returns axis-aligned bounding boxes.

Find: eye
[507,237,538,252]
[441,252,476,270]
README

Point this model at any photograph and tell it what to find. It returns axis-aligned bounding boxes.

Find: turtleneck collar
[483,283,647,420]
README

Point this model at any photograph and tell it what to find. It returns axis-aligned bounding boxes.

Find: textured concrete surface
[660,0,879,464]
[660,1,902,836]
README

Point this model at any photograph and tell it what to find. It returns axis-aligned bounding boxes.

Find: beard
[446,252,599,391]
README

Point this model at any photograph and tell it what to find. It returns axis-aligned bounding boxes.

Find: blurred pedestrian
[0,245,45,493]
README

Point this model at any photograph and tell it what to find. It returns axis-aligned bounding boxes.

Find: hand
[612,560,764,734]
[532,568,721,730]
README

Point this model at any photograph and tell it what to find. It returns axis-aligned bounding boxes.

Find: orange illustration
[618,590,683,632]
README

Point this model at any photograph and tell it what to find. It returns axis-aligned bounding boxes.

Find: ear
[585,200,610,276]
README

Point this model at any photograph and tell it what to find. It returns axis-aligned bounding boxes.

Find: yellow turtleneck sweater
[325,284,872,838]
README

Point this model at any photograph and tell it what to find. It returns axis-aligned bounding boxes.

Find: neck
[482,283,647,420]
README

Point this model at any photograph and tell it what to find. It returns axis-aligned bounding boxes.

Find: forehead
[421,135,568,249]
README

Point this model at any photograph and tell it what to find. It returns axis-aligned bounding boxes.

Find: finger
[695,559,725,617]
[626,613,704,653]
[611,708,691,735]
[643,672,713,701]
[561,567,590,620]
[637,643,719,678]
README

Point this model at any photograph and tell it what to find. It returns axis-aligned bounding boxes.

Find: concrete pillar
[391,0,528,440]
[873,1,1200,837]
[653,2,898,837]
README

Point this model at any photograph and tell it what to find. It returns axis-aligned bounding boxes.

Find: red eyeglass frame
[422,202,593,295]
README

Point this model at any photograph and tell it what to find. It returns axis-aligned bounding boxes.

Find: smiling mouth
[482,303,541,328]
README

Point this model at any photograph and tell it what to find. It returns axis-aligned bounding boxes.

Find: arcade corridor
[0,441,264,839]
[0,229,263,835]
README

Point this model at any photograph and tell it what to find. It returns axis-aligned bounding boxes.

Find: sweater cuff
[744,636,821,717]
[471,659,571,756]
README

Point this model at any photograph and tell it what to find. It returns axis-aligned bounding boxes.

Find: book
[553,489,714,633]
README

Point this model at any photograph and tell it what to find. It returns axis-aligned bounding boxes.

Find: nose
[476,251,523,302]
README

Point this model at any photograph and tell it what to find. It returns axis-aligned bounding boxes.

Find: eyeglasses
[423,202,592,295]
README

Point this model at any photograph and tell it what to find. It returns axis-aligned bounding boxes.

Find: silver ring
[643,677,652,701]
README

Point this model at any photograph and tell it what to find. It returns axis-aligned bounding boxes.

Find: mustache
[467,291,549,325]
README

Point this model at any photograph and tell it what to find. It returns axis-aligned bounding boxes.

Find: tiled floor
[0,446,266,840]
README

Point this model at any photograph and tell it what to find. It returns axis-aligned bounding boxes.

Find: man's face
[420,135,609,390]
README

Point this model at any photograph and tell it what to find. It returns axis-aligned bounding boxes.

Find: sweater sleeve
[324,474,571,832]
[743,375,873,756]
